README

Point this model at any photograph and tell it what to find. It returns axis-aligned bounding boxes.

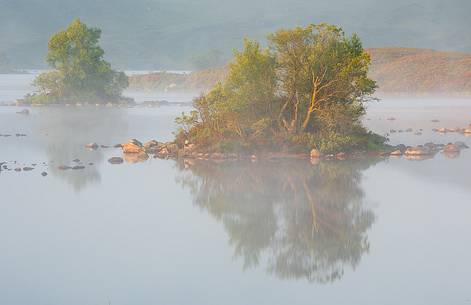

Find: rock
[404,146,432,156]
[390,150,402,156]
[336,152,347,160]
[463,128,471,134]
[58,165,71,170]
[144,140,159,150]
[166,143,179,154]
[14,167,22,172]
[405,128,413,133]
[16,109,30,115]
[72,159,80,163]
[108,157,124,164]
[72,165,85,170]
[390,129,397,133]
[100,145,109,148]
[210,153,225,160]
[85,143,99,150]
[436,128,449,133]
[41,172,48,177]
[414,132,422,136]
[443,143,461,153]
[122,139,144,154]
[22,167,34,171]
[395,144,407,153]
[114,144,122,148]
[424,142,439,152]
[310,149,321,158]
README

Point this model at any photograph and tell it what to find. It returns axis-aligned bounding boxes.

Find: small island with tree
[173,23,387,156]
[24,19,129,105]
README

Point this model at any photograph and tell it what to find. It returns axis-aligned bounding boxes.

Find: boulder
[122,139,144,154]
[144,140,160,152]
[336,152,347,160]
[41,172,48,177]
[211,153,225,160]
[463,128,471,134]
[108,157,124,164]
[395,144,407,153]
[310,149,321,158]
[85,143,99,150]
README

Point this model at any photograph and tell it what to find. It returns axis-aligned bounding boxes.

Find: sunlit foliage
[177,23,385,153]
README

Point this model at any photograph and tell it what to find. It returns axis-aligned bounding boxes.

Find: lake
[1,73,471,305]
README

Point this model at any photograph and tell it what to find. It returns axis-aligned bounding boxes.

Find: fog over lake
[1,74,471,305]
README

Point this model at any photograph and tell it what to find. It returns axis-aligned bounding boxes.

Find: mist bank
[129,48,471,97]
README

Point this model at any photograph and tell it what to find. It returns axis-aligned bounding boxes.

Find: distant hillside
[129,68,228,92]
[129,48,471,96]
[368,48,471,95]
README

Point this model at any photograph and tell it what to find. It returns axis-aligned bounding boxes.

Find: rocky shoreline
[107,136,470,165]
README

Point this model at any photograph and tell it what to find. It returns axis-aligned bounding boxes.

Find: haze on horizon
[1,0,470,70]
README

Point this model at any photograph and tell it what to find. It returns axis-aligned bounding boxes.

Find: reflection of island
[38,107,128,191]
[176,159,378,283]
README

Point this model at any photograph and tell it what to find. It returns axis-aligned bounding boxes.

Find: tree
[28,19,128,104]
[268,23,376,134]
[177,23,384,154]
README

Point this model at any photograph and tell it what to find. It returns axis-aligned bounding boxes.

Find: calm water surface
[1,74,471,305]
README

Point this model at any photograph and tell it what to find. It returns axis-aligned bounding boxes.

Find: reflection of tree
[176,159,377,283]
[38,107,128,191]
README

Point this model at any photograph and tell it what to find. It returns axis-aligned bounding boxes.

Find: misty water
[1,74,471,305]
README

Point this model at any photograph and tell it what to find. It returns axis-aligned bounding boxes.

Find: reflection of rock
[124,151,149,163]
[390,150,402,156]
[404,146,432,156]
[176,159,377,283]
[443,151,460,159]
[443,143,460,153]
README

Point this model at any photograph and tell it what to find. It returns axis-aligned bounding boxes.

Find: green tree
[28,19,128,104]
[269,24,376,134]
[177,23,384,154]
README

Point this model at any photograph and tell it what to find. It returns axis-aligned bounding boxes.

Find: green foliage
[27,19,128,104]
[176,23,386,154]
